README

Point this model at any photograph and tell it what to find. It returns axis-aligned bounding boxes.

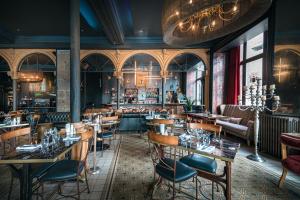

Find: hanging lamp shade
[162,0,272,46]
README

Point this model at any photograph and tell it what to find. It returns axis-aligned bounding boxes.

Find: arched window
[0,56,12,112]
[80,54,116,109]
[18,53,56,112]
[167,54,206,105]
[121,54,161,104]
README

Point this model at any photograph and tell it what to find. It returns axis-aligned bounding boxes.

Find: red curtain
[226,46,240,105]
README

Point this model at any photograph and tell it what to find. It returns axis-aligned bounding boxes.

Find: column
[117,78,120,109]
[12,78,17,111]
[70,0,81,122]
[161,77,165,108]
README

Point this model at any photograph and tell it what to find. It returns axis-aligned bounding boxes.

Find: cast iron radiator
[259,113,300,158]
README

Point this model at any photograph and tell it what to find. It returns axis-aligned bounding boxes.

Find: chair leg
[7,175,13,200]
[278,167,288,188]
[84,169,90,193]
[101,140,104,157]
[77,179,80,200]
[195,176,198,200]
[173,181,175,199]
[212,181,214,200]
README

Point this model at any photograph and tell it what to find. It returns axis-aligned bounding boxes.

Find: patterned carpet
[103,134,300,200]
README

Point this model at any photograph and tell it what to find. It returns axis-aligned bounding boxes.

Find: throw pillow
[229,117,242,124]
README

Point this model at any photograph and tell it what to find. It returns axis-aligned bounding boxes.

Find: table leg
[20,164,32,200]
[225,161,232,200]
[89,128,100,174]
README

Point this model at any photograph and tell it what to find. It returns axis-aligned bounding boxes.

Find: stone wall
[56,50,70,112]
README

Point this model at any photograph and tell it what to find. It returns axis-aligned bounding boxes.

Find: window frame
[240,31,267,104]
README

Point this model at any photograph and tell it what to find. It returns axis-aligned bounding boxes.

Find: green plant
[186,97,195,111]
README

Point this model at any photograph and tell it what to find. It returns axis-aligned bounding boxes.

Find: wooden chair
[0,127,31,154]
[278,133,300,188]
[0,127,52,200]
[187,123,222,137]
[39,129,93,200]
[36,123,53,143]
[151,119,174,125]
[98,116,119,156]
[169,114,187,120]
[180,123,222,199]
[148,131,198,199]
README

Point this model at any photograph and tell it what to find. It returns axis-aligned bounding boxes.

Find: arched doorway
[167,53,206,105]
[80,54,116,109]
[0,56,12,112]
[18,53,56,112]
[121,54,161,104]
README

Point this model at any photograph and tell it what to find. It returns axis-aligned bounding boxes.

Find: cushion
[282,155,300,175]
[229,117,242,124]
[180,154,217,173]
[31,163,56,178]
[218,117,231,122]
[99,131,113,138]
[155,158,196,183]
[40,160,84,182]
[281,134,300,148]
[216,119,248,135]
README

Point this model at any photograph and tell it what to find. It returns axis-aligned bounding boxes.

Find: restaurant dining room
[0,0,300,199]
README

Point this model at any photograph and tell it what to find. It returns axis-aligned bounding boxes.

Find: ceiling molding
[87,0,124,45]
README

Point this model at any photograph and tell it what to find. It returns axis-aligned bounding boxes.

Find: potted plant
[185,97,195,112]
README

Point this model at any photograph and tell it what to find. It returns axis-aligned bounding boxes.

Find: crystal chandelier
[162,0,272,46]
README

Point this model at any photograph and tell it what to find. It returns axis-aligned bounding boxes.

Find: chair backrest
[148,131,178,176]
[169,114,187,120]
[102,115,118,122]
[152,119,174,125]
[187,123,222,137]
[0,127,31,142]
[72,128,93,163]
[148,131,178,146]
[36,123,53,143]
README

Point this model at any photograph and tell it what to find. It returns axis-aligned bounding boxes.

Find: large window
[240,32,264,105]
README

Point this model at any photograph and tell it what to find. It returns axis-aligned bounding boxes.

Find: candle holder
[238,76,280,162]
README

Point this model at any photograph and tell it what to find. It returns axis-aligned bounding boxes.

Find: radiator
[259,113,300,158]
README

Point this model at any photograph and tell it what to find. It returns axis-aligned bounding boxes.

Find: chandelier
[18,72,43,82]
[162,0,272,46]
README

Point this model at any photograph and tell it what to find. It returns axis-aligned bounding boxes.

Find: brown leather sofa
[215,105,254,146]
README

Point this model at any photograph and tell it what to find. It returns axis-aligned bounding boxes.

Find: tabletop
[153,129,240,163]
[0,139,80,164]
[0,123,29,129]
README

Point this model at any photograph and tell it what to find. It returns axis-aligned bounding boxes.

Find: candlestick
[274,96,280,101]
[270,84,276,90]
[239,76,280,163]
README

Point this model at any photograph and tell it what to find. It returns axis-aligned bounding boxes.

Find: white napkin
[201,146,215,153]
[16,144,41,152]
[63,136,81,141]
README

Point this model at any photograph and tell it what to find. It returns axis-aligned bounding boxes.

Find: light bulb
[189,0,192,4]
[175,11,179,16]
[233,5,237,12]
[212,20,216,26]
[179,22,183,27]
[192,24,195,30]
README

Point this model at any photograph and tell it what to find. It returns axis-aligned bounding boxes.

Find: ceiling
[0,0,222,49]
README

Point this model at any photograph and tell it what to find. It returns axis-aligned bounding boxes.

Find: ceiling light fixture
[162,0,272,46]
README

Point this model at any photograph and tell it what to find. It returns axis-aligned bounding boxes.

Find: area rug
[102,134,300,200]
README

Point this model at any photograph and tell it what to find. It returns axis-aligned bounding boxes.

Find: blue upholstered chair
[148,131,198,199]
[179,123,222,199]
[38,129,93,200]
[0,127,55,200]
[98,115,119,156]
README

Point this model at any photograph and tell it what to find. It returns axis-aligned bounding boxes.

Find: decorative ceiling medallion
[162,0,272,46]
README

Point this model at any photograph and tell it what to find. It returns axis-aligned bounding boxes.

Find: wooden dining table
[150,129,240,200]
[0,136,82,200]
